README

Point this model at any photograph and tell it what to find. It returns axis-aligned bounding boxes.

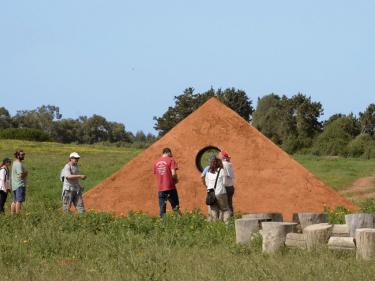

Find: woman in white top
[0,158,12,213]
[205,158,230,222]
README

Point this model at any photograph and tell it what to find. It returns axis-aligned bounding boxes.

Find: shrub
[312,117,356,156]
[325,206,351,224]
[282,136,313,154]
[359,198,375,213]
[0,128,50,142]
[346,134,375,159]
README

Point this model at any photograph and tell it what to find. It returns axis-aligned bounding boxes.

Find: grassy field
[1,140,375,280]
[294,154,375,191]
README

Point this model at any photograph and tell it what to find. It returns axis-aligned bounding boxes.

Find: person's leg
[168,189,181,214]
[15,202,22,214]
[62,190,73,213]
[72,191,85,214]
[0,191,7,213]
[16,186,26,214]
[11,187,24,215]
[209,203,220,221]
[11,196,16,215]
[225,186,235,215]
[216,194,230,222]
[158,191,168,217]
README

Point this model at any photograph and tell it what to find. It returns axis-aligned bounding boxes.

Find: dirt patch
[340,176,375,200]
[83,98,357,220]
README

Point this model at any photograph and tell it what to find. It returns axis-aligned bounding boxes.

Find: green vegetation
[153,87,253,136]
[3,211,375,281]
[0,128,51,142]
[0,105,156,146]
[1,93,374,158]
[294,154,375,190]
[0,139,141,210]
[1,140,375,280]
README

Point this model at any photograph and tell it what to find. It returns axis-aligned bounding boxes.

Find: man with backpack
[61,152,87,213]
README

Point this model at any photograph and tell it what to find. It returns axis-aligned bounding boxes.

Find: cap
[69,152,81,159]
[221,150,230,158]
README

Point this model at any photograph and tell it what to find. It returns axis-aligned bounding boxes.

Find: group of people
[0,149,87,215]
[0,150,28,215]
[2,146,233,221]
[153,148,235,222]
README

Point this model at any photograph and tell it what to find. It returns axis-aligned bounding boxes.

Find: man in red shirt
[153,148,180,217]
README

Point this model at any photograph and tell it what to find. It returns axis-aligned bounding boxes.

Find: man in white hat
[61,152,87,213]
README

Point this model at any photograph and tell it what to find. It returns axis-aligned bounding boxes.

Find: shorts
[62,190,85,213]
[13,186,26,203]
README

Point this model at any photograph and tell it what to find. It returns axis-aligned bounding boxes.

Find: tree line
[1,88,374,158]
[0,105,156,147]
[153,88,375,158]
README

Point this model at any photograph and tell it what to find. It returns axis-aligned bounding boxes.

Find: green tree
[153,87,253,136]
[13,105,62,135]
[252,93,323,152]
[216,88,253,122]
[359,103,375,136]
[80,115,112,144]
[289,93,323,139]
[312,115,360,156]
[109,122,132,143]
[0,107,12,129]
[134,131,147,143]
[51,119,82,143]
[252,94,285,144]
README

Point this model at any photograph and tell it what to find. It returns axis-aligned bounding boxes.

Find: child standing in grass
[0,158,12,213]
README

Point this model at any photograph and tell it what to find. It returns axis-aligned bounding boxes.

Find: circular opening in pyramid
[196,146,221,172]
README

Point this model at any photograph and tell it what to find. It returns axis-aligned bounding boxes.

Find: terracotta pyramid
[84,98,356,220]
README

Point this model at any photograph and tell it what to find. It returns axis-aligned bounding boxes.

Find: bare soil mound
[83,98,356,220]
[340,177,375,201]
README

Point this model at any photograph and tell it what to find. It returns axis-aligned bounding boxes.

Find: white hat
[69,152,81,159]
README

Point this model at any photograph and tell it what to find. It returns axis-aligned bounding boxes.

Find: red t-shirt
[153,156,178,192]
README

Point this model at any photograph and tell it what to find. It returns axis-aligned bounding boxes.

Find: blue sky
[1,1,374,133]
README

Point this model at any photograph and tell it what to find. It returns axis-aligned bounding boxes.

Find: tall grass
[1,211,375,281]
[1,140,375,280]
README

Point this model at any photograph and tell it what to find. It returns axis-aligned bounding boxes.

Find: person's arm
[201,167,208,187]
[171,159,178,184]
[201,175,206,187]
[20,171,28,179]
[171,169,178,184]
[64,165,87,180]
[66,174,87,180]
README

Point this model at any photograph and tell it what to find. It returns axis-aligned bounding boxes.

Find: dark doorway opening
[195,146,221,172]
